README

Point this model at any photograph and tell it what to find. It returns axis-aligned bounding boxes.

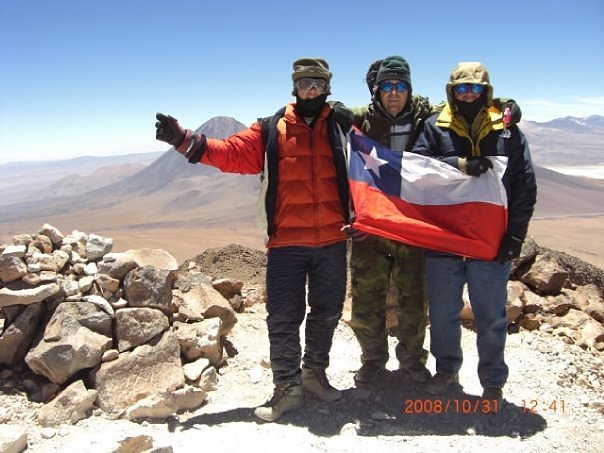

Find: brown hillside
[533,167,604,218]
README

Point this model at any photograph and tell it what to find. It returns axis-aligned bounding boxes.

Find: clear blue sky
[1,0,603,163]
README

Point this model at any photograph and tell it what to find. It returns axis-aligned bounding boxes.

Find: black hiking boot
[353,362,386,386]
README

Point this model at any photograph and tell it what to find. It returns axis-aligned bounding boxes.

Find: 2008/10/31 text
[404,399,499,415]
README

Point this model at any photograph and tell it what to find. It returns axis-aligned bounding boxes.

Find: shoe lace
[266,386,288,406]
[312,370,333,389]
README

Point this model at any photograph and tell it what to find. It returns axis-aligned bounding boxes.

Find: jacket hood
[446,62,493,108]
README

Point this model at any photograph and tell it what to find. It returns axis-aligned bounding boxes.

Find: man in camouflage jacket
[348,56,433,385]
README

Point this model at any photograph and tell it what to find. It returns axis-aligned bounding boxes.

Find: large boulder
[37,380,97,427]
[173,318,223,366]
[0,256,27,283]
[174,284,237,336]
[123,265,175,315]
[91,330,185,414]
[25,302,113,384]
[115,307,170,352]
[520,253,568,295]
[0,283,60,308]
[123,248,178,271]
[0,302,44,365]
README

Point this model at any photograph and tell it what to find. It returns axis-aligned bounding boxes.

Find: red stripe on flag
[350,179,507,260]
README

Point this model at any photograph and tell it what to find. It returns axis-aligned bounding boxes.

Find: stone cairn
[468,236,604,352]
[0,224,263,427]
[0,224,603,430]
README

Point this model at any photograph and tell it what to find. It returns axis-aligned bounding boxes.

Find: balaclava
[291,57,332,118]
[446,62,493,122]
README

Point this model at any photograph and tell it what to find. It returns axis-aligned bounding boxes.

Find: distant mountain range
[0,114,602,235]
[0,152,163,206]
[0,117,259,234]
[528,115,604,131]
[521,115,604,167]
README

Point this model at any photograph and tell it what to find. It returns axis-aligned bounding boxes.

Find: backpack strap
[258,106,286,236]
[259,106,286,149]
[326,112,351,223]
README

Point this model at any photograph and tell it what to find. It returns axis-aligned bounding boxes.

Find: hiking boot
[301,367,342,402]
[254,384,303,422]
[399,361,432,383]
[481,387,503,413]
[424,372,459,395]
[353,362,386,386]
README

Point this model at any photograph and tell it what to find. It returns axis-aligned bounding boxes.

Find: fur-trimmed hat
[446,61,493,107]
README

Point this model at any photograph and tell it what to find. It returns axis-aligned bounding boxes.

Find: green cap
[375,55,412,87]
[291,57,332,81]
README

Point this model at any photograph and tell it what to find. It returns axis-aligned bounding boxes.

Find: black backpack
[365,59,382,96]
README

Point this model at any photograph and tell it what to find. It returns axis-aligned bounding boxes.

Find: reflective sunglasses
[453,83,485,94]
[295,78,328,92]
[378,81,408,93]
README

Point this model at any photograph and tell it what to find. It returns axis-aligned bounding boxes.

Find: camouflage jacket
[350,94,434,152]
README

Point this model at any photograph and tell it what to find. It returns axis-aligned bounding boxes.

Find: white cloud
[521,96,604,122]
[569,96,604,105]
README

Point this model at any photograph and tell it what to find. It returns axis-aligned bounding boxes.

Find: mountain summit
[529,114,604,132]
[112,116,249,195]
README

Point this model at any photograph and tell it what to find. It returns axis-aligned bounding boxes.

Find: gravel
[2,303,603,453]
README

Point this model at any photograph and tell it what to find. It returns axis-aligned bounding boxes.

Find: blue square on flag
[349,130,402,197]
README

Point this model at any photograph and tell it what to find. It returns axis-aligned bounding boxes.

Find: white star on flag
[359,146,388,176]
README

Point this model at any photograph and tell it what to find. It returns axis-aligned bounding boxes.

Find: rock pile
[0,223,603,438]
[0,224,261,428]
[468,236,604,354]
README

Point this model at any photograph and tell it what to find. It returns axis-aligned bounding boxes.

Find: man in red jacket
[155,58,350,422]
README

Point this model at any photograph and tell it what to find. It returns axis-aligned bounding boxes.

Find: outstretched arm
[155,112,265,174]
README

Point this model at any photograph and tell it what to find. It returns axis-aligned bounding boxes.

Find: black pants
[266,241,347,385]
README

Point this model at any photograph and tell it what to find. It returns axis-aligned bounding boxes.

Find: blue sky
[1,0,603,163]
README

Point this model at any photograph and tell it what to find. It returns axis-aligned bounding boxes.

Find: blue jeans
[266,242,347,385]
[425,256,511,388]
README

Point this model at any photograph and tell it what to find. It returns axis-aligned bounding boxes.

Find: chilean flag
[348,128,508,260]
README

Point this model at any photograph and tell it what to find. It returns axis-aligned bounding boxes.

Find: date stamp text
[403,398,499,415]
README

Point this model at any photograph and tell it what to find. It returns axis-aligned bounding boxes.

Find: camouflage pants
[349,235,427,367]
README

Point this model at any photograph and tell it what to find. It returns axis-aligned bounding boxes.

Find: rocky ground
[1,242,603,453]
[2,300,603,453]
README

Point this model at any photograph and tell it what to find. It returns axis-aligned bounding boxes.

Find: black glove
[465,157,493,176]
[330,102,355,133]
[496,234,523,262]
[155,113,186,148]
[502,101,522,125]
